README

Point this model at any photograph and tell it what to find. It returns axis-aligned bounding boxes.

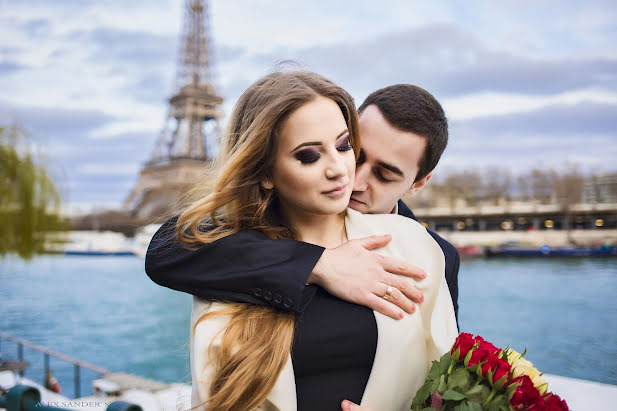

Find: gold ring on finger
[382,285,394,301]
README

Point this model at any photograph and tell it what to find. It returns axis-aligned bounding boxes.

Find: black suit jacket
[145,202,460,322]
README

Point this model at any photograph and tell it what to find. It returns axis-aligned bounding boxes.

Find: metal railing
[0,331,110,399]
[0,385,142,411]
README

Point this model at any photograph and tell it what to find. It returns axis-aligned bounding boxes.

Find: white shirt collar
[391,202,398,214]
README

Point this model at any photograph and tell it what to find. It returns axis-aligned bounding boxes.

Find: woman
[179,71,457,411]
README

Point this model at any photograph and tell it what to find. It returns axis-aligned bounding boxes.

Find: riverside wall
[436,229,617,247]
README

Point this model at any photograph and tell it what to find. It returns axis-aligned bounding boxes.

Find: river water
[1,255,616,397]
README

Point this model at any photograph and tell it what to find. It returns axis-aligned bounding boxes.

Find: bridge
[411,202,617,232]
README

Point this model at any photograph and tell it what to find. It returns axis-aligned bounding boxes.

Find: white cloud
[77,163,140,177]
[2,0,616,211]
[443,88,617,121]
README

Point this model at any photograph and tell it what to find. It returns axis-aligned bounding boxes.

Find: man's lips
[349,196,366,205]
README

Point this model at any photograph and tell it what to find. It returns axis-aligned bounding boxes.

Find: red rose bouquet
[411,333,569,410]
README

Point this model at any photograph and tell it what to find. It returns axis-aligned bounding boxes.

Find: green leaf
[447,367,470,390]
[438,374,447,393]
[465,383,491,402]
[442,389,466,401]
[411,381,433,409]
[487,394,508,411]
[460,401,483,411]
[430,377,440,395]
[428,360,444,380]
[438,352,453,374]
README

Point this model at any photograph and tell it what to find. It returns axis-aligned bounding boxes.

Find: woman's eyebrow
[290,129,349,153]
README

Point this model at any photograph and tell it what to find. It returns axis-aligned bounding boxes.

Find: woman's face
[270,95,355,219]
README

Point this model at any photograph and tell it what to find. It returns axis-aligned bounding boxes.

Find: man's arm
[146,217,323,313]
[146,216,426,318]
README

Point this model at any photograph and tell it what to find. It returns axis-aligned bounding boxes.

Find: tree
[483,167,512,204]
[0,124,65,259]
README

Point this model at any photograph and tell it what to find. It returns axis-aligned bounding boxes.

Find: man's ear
[261,178,274,190]
[406,171,433,196]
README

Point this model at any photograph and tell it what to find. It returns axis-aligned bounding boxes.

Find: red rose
[466,340,501,368]
[510,375,543,410]
[450,333,475,362]
[543,393,569,410]
[480,354,512,390]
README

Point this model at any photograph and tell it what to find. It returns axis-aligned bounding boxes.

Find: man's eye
[295,149,320,164]
[375,171,393,183]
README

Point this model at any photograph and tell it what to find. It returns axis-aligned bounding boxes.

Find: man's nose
[353,163,369,191]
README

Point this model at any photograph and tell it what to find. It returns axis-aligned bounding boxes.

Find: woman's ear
[261,179,274,190]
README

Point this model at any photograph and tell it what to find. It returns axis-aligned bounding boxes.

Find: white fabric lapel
[344,208,456,410]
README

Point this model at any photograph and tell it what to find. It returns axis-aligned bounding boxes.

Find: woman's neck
[286,211,347,248]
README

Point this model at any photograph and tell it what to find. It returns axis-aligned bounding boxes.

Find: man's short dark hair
[358,84,448,182]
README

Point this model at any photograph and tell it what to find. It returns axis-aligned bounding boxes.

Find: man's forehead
[358,109,426,181]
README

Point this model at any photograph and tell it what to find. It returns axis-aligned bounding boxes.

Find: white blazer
[190,208,458,411]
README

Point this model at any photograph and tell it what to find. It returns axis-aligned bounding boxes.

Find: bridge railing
[0,331,110,398]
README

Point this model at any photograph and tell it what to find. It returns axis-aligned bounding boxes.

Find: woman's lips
[323,184,347,198]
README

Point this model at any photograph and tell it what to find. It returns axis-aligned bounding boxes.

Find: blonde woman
[179,71,457,411]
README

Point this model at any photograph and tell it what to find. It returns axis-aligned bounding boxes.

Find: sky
[1,0,616,213]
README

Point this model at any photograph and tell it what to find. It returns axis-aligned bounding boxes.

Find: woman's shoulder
[345,207,433,242]
[345,208,444,281]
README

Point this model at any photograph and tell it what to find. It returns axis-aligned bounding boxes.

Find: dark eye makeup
[336,134,353,152]
[293,132,351,164]
[295,148,321,164]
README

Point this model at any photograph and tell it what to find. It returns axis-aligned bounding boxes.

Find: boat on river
[485,243,617,257]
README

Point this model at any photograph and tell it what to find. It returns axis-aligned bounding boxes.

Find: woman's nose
[325,154,348,179]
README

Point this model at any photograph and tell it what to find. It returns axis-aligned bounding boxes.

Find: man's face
[349,104,431,214]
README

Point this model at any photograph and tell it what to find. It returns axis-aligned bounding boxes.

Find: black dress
[291,287,378,411]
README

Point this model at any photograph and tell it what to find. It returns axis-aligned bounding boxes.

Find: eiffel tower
[125,0,223,220]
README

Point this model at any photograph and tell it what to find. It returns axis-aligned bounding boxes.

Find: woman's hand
[308,234,426,320]
[341,400,366,410]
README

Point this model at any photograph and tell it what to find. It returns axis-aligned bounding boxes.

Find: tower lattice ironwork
[125,0,223,219]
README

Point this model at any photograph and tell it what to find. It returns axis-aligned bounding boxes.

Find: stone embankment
[437,229,617,247]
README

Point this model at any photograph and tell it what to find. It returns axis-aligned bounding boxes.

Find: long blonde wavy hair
[178,71,359,411]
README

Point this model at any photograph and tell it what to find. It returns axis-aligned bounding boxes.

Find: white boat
[48,231,137,256]
[132,224,163,258]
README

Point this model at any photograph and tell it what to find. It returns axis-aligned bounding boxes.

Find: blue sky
[1,0,616,213]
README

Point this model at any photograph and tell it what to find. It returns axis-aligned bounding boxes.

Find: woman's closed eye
[336,135,353,152]
[295,148,321,164]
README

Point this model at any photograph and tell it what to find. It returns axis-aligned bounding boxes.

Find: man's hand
[308,235,426,320]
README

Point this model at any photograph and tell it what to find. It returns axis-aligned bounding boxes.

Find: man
[146,84,459,323]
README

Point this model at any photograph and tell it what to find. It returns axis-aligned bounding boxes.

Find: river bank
[438,228,617,247]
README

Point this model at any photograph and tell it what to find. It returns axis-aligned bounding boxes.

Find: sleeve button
[263,290,273,301]
[283,298,292,308]
[274,294,282,304]
[252,288,262,297]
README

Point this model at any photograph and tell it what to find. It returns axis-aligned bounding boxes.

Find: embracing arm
[146,217,323,313]
[146,216,427,317]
